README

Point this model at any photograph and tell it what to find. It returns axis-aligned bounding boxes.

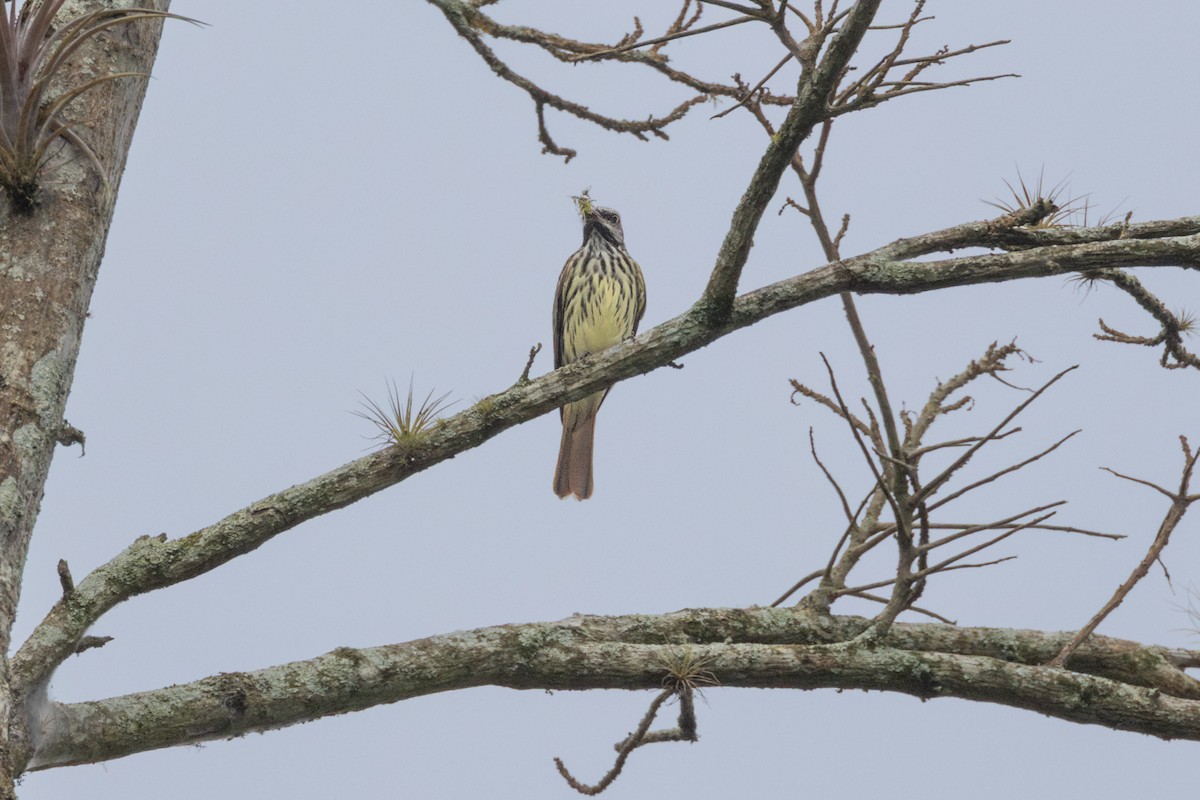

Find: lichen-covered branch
[1089,269,1200,369]
[26,608,1200,770]
[0,0,174,791]
[17,212,1200,700]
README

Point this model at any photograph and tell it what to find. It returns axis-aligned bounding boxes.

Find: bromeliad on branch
[0,0,198,214]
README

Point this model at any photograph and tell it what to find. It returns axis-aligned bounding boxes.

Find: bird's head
[580,204,625,248]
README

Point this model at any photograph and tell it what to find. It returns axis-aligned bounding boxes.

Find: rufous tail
[553,404,597,500]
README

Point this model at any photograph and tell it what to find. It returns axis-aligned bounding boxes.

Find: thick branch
[27,608,1200,770]
[16,215,1200,696]
[0,0,175,787]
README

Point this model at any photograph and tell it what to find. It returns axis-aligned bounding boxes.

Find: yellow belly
[562,277,633,362]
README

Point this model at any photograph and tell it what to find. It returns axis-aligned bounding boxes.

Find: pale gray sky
[18,1,1200,797]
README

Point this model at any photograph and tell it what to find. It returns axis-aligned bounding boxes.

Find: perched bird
[552,201,646,500]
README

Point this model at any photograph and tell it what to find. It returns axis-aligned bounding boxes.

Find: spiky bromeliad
[552,201,646,500]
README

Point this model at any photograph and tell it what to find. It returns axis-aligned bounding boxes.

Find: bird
[552,200,646,500]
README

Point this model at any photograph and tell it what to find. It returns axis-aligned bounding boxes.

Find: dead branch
[903,341,1028,451]
[428,0,715,161]
[570,14,760,61]
[924,430,1081,513]
[770,568,825,607]
[841,590,955,624]
[915,512,1055,578]
[518,343,542,384]
[830,0,1015,115]
[554,689,673,795]
[1090,269,1200,370]
[809,428,856,525]
[912,366,1078,505]
[790,380,873,438]
[1049,438,1200,668]
[899,521,1122,541]
[919,503,1066,553]
[820,354,904,530]
[711,53,794,120]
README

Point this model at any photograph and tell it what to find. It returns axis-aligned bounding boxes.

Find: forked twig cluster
[778,344,1120,632]
[428,0,1012,162]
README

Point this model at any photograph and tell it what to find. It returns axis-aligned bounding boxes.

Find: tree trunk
[0,0,169,791]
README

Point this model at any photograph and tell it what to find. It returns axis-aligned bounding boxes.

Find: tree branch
[27,608,1200,770]
[426,0,712,161]
[699,0,884,319]
[16,214,1200,697]
[1048,438,1200,667]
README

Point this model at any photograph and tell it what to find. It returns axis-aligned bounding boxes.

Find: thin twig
[820,354,903,526]
[712,53,793,120]
[790,380,872,438]
[1049,440,1200,667]
[519,343,542,384]
[920,502,1066,552]
[570,14,759,61]
[897,521,1123,541]
[916,513,1055,578]
[908,429,1020,458]
[809,428,855,525]
[925,430,1081,513]
[841,590,955,624]
[554,689,673,795]
[770,568,824,607]
[913,366,1078,505]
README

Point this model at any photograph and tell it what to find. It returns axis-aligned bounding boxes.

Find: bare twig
[908,429,1019,458]
[519,343,542,384]
[925,430,1081,513]
[701,0,763,14]
[820,355,903,525]
[919,502,1066,553]
[915,513,1054,578]
[554,689,673,795]
[809,428,855,525]
[841,590,955,624]
[900,521,1122,541]
[571,15,760,61]
[430,1,713,160]
[913,367,1078,505]
[712,53,794,120]
[903,341,1029,451]
[535,100,576,163]
[56,559,73,596]
[1091,269,1200,370]
[770,568,824,607]
[1049,438,1200,668]
[790,380,872,438]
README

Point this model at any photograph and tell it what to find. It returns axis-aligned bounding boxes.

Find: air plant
[0,0,197,214]
[355,379,456,448]
[984,168,1086,230]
